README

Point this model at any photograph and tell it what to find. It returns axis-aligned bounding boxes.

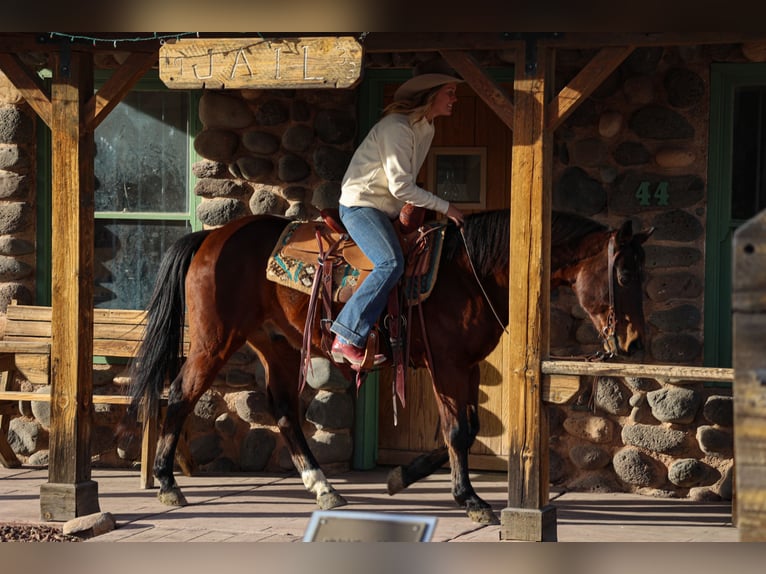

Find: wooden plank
[0,52,52,128]
[501,43,556,542]
[159,36,363,89]
[0,365,21,468]
[12,353,50,386]
[547,46,634,131]
[0,392,156,406]
[85,50,158,132]
[43,50,100,519]
[542,374,581,405]
[733,208,766,541]
[439,50,514,131]
[542,360,733,383]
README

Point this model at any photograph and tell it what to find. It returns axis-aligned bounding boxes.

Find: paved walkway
[0,465,739,542]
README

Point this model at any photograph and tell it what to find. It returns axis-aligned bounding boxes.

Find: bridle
[600,233,620,358]
[462,227,622,363]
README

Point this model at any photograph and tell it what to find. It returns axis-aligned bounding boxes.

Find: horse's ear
[616,219,633,244]
[634,226,655,245]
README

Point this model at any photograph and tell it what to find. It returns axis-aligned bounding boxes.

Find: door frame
[705,63,766,367]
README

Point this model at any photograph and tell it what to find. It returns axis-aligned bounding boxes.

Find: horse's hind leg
[387,446,449,495]
[260,339,347,510]
[435,363,498,524]
[154,352,227,506]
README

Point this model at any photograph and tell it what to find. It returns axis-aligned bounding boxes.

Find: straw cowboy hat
[393,73,464,102]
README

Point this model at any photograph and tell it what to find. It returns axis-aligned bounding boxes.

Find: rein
[459,228,509,336]
[458,225,621,363]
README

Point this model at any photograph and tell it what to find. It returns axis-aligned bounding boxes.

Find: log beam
[439,50,514,131]
[546,45,634,131]
[39,51,99,522]
[500,43,556,542]
[0,52,52,128]
[84,50,158,132]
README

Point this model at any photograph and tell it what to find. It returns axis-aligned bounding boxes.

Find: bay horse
[121,209,652,524]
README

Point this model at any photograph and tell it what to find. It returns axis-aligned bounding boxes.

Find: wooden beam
[546,45,634,131]
[732,209,766,541]
[84,50,158,132]
[439,50,514,131]
[39,51,99,521]
[500,43,556,542]
[542,360,733,383]
[363,32,766,53]
[0,52,52,128]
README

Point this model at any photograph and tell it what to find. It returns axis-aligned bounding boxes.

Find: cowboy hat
[393,73,464,102]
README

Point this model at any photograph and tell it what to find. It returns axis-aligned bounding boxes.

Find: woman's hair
[381,86,441,121]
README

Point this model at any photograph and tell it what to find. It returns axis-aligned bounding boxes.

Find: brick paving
[0,465,738,542]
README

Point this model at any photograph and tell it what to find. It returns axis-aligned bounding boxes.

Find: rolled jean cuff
[330,321,364,349]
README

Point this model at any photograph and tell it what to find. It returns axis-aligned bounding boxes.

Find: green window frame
[36,71,202,310]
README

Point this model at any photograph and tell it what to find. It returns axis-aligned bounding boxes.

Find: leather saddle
[266,205,445,416]
[266,205,443,304]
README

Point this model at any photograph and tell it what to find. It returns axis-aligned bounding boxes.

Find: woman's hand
[446,203,465,228]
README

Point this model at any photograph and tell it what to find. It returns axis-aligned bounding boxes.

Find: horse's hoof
[158,487,188,507]
[317,491,347,510]
[386,466,405,495]
[467,507,499,525]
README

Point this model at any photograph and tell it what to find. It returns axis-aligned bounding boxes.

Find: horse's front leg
[437,363,499,524]
[263,342,347,510]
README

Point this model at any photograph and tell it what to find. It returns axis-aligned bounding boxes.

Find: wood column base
[40,480,100,521]
[499,504,557,541]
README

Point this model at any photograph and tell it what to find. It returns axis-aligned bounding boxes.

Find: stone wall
[2,43,762,499]
[546,45,744,500]
[0,70,36,316]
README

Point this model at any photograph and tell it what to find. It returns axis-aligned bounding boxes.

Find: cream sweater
[338,112,450,219]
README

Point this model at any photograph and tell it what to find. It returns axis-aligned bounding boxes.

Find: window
[92,73,201,309]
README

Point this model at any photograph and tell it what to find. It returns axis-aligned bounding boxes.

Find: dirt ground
[0,522,81,542]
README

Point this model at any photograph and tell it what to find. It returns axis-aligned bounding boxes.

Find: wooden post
[500,42,557,541]
[732,208,766,541]
[39,50,99,521]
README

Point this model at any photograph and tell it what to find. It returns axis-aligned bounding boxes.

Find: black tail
[125,229,211,422]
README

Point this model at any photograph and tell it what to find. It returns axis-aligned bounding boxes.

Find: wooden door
[377,80,513,471]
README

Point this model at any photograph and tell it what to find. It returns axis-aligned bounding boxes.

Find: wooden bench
[0,303,190,488]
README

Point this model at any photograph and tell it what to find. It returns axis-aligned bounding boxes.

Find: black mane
[443,209,607,277]
[442,210,510,277]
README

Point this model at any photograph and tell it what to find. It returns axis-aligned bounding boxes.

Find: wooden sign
[159,36,363,90]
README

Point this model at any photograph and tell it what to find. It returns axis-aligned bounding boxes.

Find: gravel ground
[0,523,82,542]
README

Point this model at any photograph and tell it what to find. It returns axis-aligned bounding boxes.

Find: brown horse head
[563,218,654,357]
[549,212,654,357]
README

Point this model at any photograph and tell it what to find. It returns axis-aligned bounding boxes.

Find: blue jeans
[330,205,404,348]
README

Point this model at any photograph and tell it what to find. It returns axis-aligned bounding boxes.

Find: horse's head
[591,220,654,355]
[572,219,654,357]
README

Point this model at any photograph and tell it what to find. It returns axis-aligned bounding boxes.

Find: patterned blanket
[266,220,445,305]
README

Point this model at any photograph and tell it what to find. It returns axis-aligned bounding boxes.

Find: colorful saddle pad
[266,220,445,305]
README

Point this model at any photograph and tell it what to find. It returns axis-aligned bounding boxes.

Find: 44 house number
[635,181,669,206]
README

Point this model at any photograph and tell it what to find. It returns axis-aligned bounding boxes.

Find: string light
[46,32,200,46]
[45,32,370,46]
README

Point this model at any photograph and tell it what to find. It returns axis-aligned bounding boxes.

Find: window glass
[732,87,766,221]
[94,219,192,309]
[93,78,197,310]
[95,91,189,213]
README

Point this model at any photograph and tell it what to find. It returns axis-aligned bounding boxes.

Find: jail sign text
[159,37,363,89]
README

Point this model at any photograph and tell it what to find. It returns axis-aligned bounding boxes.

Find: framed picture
[427,147,487,209]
